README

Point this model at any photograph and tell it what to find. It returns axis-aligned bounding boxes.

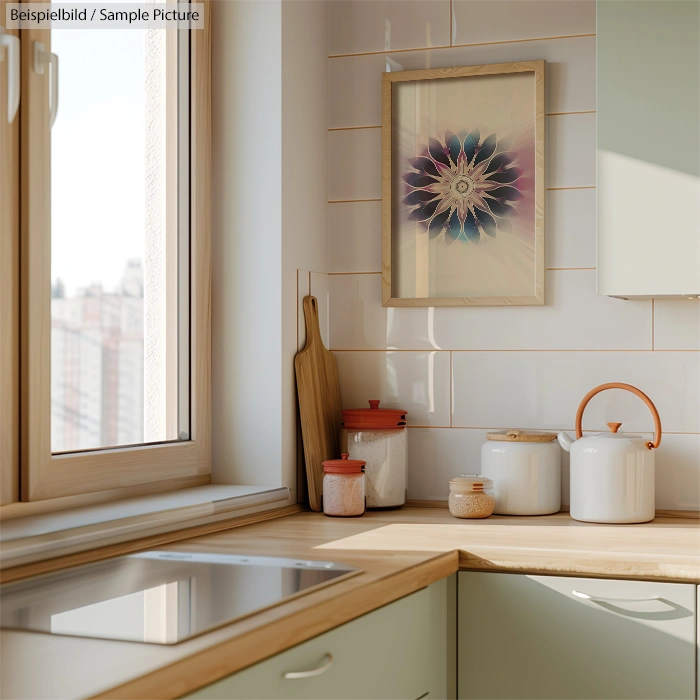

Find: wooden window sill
[0,485,290,569]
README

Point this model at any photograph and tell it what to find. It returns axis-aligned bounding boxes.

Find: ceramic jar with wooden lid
[481,430,561,515]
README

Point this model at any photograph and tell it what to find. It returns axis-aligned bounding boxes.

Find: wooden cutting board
[295,296,342,512]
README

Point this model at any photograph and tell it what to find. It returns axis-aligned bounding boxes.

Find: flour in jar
[343,428,406,508]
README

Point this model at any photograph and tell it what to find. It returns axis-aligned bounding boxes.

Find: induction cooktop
[0,551,358,644]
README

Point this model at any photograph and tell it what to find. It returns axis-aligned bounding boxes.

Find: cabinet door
[185,576,453,700]
[597,0,700,297]
[458,572,696,700]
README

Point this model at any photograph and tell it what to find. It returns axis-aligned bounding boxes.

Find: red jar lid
[323,453,365,474]
[341,400,407,430]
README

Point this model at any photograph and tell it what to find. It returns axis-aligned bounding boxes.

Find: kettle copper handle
[575,383,662,450]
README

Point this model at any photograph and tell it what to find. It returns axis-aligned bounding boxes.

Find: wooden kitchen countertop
[2,507,699,700]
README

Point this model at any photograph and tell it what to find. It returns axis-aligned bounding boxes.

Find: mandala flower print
[403,129,528,243]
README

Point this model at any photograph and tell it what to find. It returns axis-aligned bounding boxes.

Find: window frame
[18,6,211,502]
[0,0,20,506]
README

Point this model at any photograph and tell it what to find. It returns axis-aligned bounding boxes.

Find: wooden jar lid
[485,430,558,443]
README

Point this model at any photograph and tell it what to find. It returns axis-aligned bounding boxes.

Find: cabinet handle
[33,42,59,128]
[572,590,662,603]
[0,28,20,123]
[283,653,333,680]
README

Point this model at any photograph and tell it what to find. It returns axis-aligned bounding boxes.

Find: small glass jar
[448,475,495,519]
[322,453,366,517]
[341,400,408,509]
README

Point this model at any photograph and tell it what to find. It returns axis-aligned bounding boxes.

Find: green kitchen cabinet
[458,572,696,700]
[184,576,454,700]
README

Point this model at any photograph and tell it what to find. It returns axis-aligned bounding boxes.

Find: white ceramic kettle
[558,383,662,524]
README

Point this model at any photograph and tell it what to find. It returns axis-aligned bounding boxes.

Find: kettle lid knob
[607,422,622,433]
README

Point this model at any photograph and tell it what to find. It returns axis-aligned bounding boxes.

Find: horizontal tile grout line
[328,198,382,204]
[546,186,596,191]
[328,271,382,275]
[331,349,699,353]
[329,125,382,132]
[328,269,594,274]
[546,110,597,116]
[329,111,595,131]
[404,426,700,435]
[328,33,596,59]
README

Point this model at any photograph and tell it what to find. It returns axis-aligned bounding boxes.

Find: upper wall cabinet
[597,0,700,298]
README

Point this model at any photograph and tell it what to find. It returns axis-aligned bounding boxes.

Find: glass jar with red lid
[322,453,366,517]
[341,400,407,509]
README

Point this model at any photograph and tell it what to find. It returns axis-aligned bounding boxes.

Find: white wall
[211,0,328,497]
[318,0,700,511]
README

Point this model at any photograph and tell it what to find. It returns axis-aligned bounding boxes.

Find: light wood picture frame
[382,61,545,307]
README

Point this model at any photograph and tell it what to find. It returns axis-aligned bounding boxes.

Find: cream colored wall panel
[654,433,700,512]
[406,427,490,501]
[328,0,451,57]
[328,129,382,202]
[328,202,382,273]
[328,272,651,351]
[310,272,330,349]
[334,351,451,427]
[451,350,700,433]
[547,113,596,188]
[654,300,700,351]
[453,0,595,46]
[297,270,310,352]
[546,188,596,269]
[329,36,595,129]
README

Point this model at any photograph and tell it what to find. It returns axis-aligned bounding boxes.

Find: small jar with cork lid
[322,453,366,517]
[448,476,495,519]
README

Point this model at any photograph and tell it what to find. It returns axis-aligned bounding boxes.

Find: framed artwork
[382,61,545,307]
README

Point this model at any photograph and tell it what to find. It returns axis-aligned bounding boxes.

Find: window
[0,2,210,505]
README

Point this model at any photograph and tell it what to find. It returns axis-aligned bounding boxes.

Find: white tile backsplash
[451,350,700,433]
[406,427,572,504]
[654,299,700,350]
[546,188,596,269]
[334,350,452,427]
[328,271,651,351]
[326,1,700,511]
[328,0,451,57]
[547,113,596,188]
[310,272,330,349]
[329,35,596,129]
[453,0,595,46]
[328,128,382,202]
[329,201,382,273]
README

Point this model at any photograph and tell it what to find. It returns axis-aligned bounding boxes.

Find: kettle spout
[558,431,575,452]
